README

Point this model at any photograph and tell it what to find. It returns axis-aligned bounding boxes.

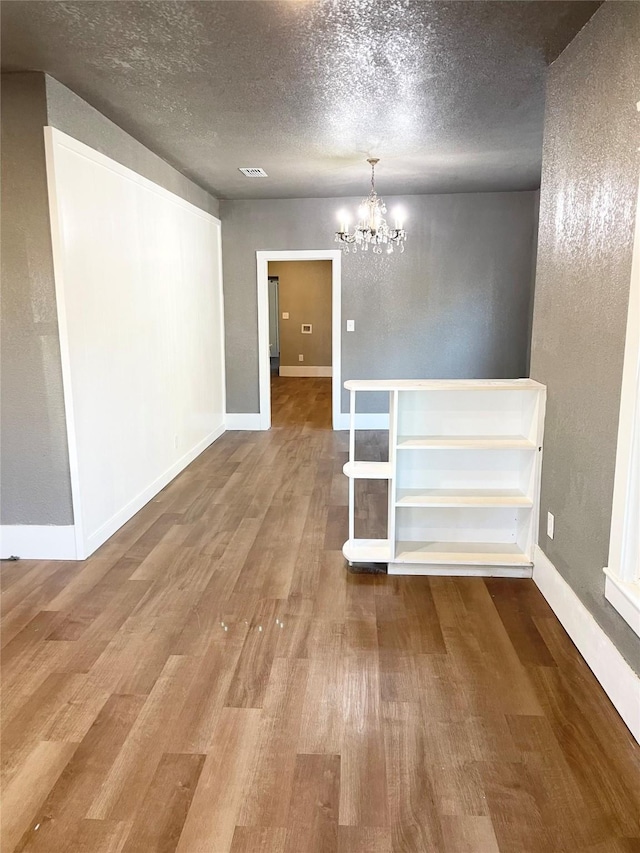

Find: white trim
[83,425,224,557]
[216,217,228,429]
[44,127,226,560]
[279,366,332,377]
[226,413,263,430]
[335,412,390,431]
[604,570,640,637]
[0,526,78,561]
[44,128,87,559]
[256,250,342,430]
[604,175,640,635]
[257,253,271,431]
[534,545,640,744]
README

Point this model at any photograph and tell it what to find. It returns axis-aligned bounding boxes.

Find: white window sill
[604,568,640,638]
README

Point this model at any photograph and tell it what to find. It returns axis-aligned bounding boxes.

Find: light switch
[346,320,355,332]
[282,312,289,320]
[547,512,555,539]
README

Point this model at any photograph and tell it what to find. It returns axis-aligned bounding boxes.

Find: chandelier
[335,158,407,254]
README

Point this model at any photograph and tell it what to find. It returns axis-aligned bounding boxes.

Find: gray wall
[530,0,640,671]
[268,260,333,368]
[45,76,219,219]
[0,72,219,526]
[1,73,73,524]
[221,192,539,414]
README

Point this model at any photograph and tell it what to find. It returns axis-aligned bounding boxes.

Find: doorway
[256,250,342,430]
[268,260,333,427]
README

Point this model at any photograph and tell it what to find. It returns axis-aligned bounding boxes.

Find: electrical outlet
[298,354,304,362]
[547,511,555,539]
[346,320,355,332]
[282,312,289,320]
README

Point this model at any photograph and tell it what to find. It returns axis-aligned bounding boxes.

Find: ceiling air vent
[239,167,268,177]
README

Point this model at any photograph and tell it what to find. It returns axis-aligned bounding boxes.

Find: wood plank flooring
[2,375,640,852]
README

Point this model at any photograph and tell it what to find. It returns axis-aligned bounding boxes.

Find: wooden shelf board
[395,488,533,508]
[396,435,537,450]
[343,538,390,563]
[343,461,392,479]
[387,563,533,578]
[394,541,531,567]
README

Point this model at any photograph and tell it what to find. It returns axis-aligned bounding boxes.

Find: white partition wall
[45,128,225,559]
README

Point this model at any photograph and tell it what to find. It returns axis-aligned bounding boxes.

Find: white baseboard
[279,366,332,377]
[227,411,377,432]
[533,545,640,744]
[226,413,264,430]
[335,413,390,431]
[0,525,78,560]
[81,423,226,559]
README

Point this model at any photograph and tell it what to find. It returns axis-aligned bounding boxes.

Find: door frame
[256,250,342,430]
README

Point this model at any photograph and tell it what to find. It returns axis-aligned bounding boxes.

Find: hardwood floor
[2,376,640,852]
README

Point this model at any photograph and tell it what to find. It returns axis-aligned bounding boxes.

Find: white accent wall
[45,128,225,559]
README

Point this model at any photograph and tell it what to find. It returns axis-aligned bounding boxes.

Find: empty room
[1,1,639,851]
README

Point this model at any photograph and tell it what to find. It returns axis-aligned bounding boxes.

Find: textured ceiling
[1,0,600,199]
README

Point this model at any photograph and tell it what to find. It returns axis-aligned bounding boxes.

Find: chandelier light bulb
[334,159,408,256]
[337,209,351,232]
[392,206,406,229]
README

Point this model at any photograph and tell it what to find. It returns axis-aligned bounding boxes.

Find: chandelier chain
[367,158,379,194]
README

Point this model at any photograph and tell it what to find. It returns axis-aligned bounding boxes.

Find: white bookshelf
[342,379,546,577]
